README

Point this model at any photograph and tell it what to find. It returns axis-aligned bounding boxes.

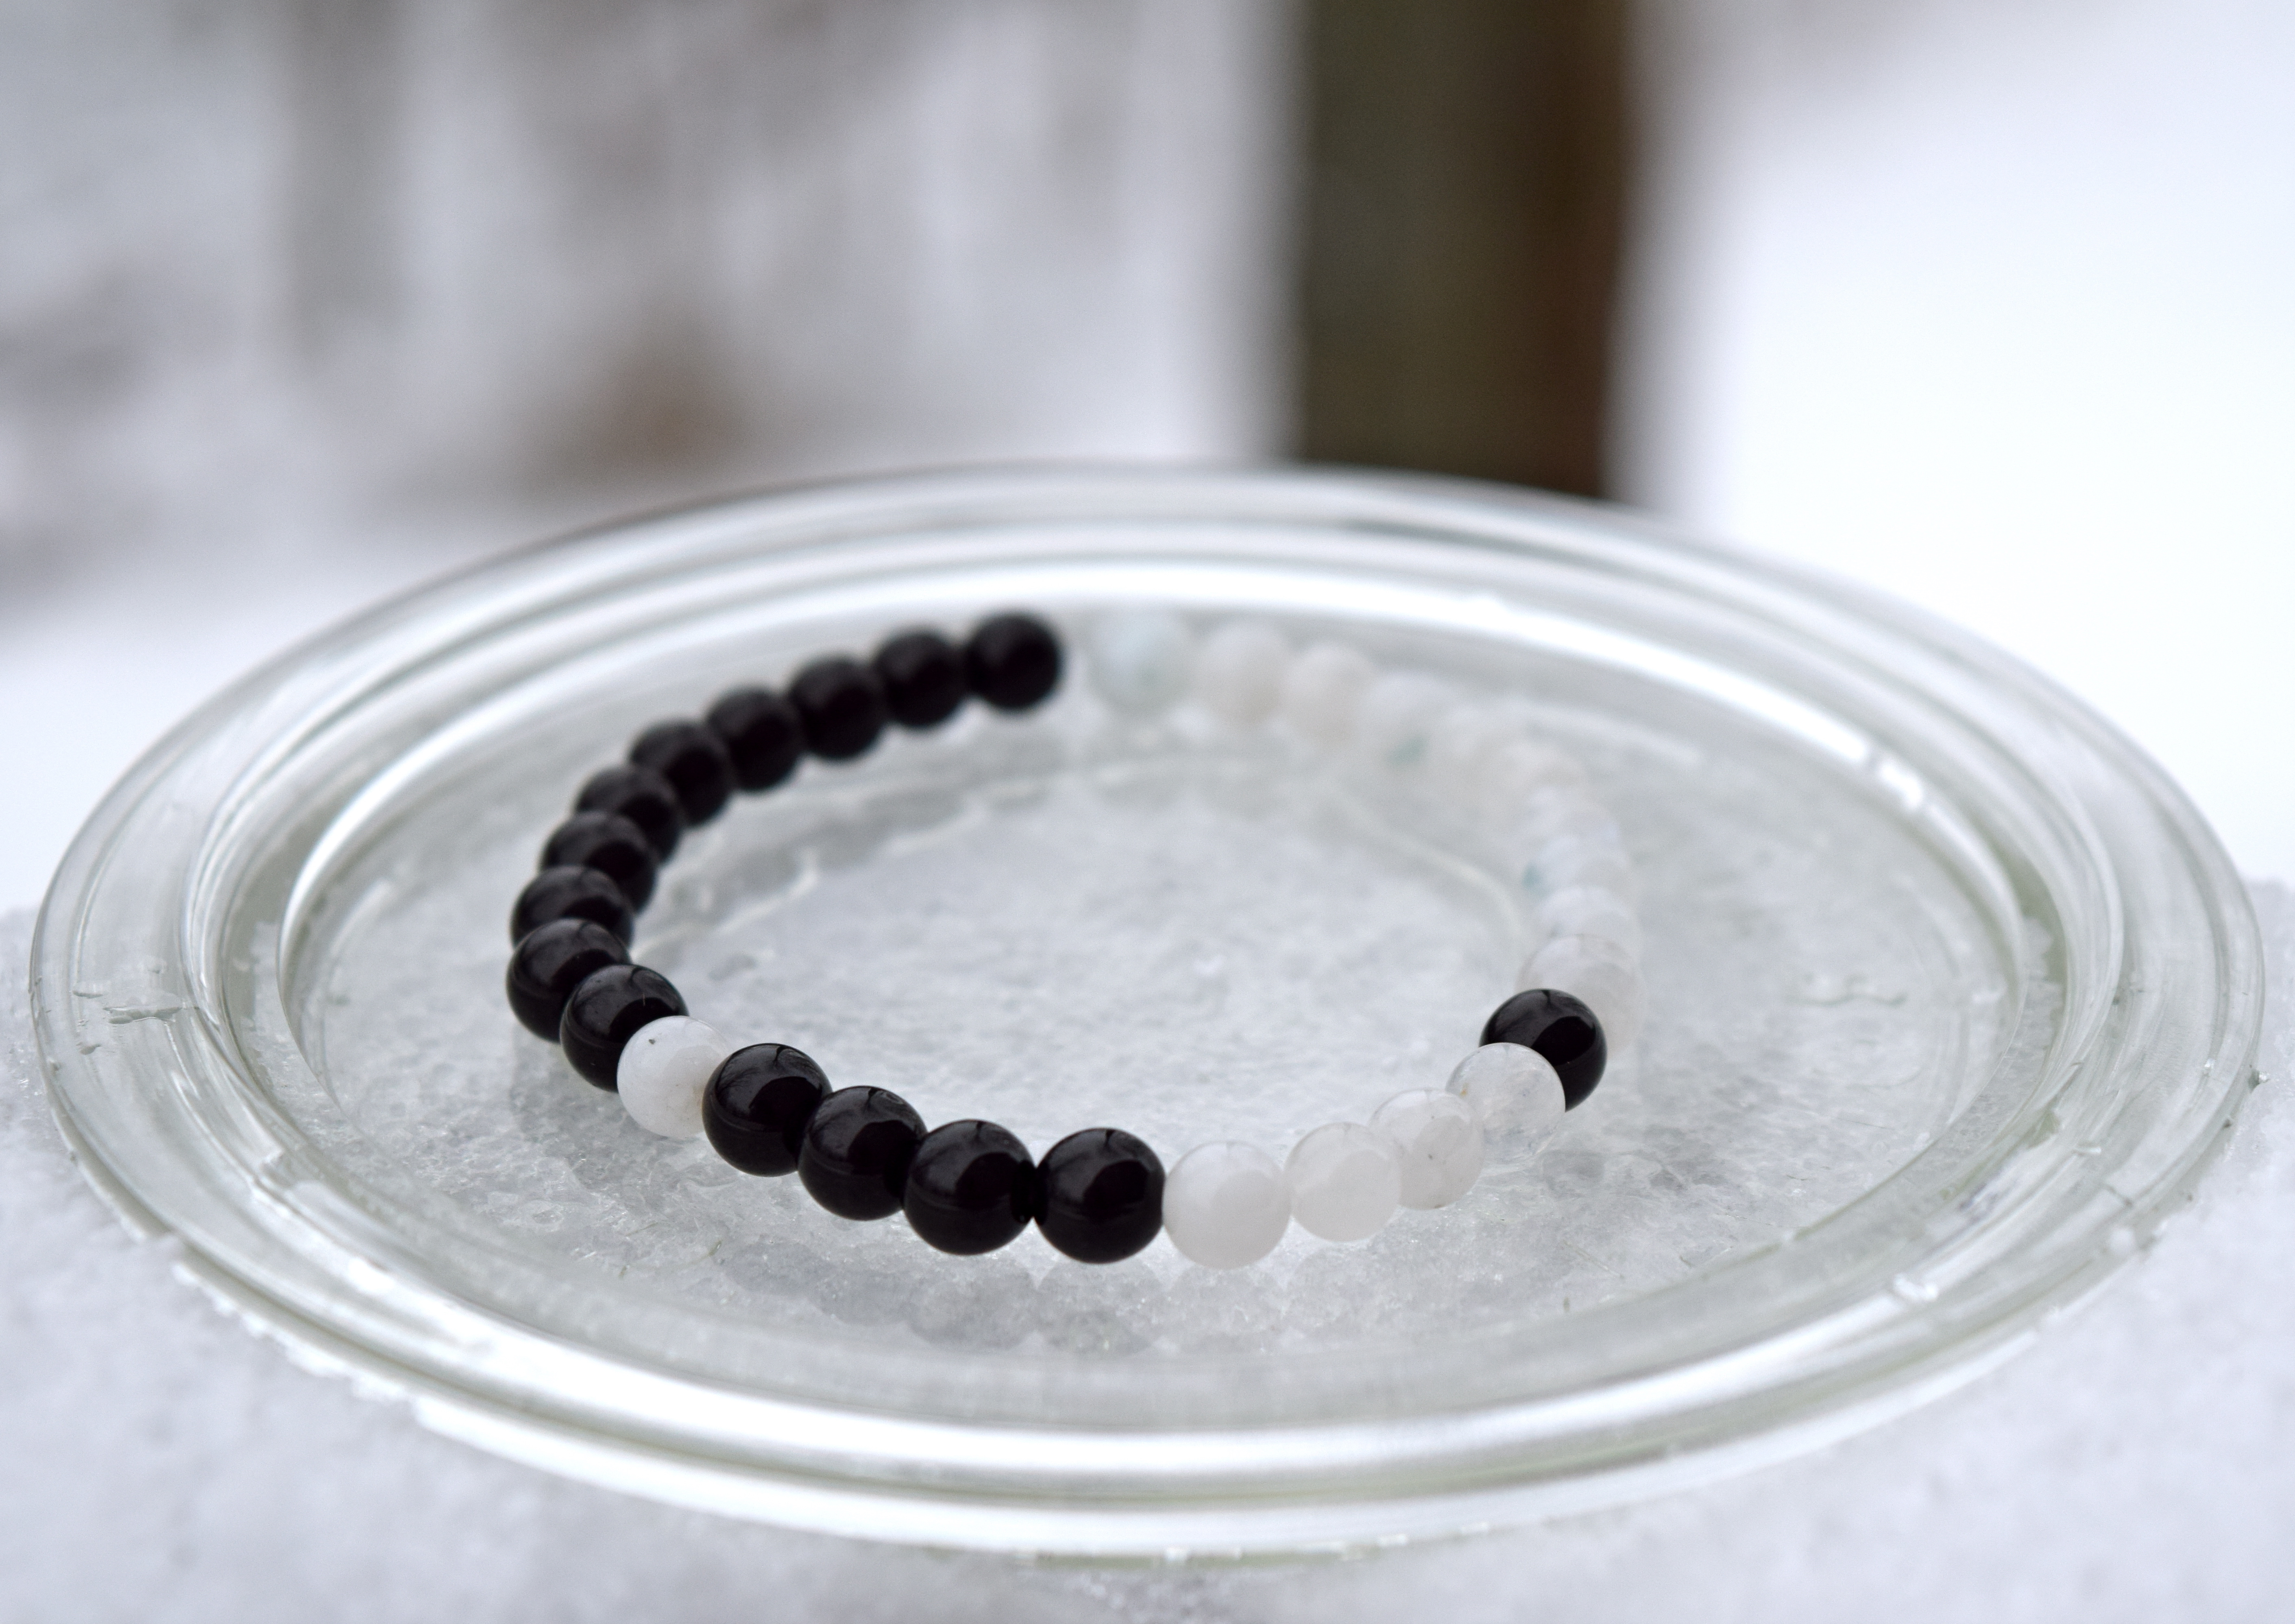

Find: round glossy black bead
[965,613,1062,711]
[706,685,806,792]
[872,629,968,730]
[629,719,734,826]
[505,919,629,1040]
[510,864,634,944]
[903,1120,1038,1255]
[539,811,659,913]
[789,655,888,761]
[1035,1127,1163,1264]
[797,1086,924,1220]
[703,1044,830,1177]
[558,964,686,1090]
[573,763,684,861]
[1480,987,1608,1109]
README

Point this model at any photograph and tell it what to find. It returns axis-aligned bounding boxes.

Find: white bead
[1277,641,1376,748]
[1353,671,1452,769]
[1513,785,1622,850]
[615,1016,733,1139]
[1476,739,1588,823]
[1527,832,1636,899]
[1445,1043,1567,1166]
[1285,1122,1401,1242]
[1370,1088,1485,1209]
[1193,619,1290,727]
[1085,610,1193,715]
[1426,703,1523,797]
[1518,933,1647,1048]
[1162,1142,1292,1269]
[1534,883,1644,956]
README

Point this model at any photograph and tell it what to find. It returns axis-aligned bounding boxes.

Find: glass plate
[32,468,2262,1554]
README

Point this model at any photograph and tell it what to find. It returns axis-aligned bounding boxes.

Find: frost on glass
[280,634,2011,1363]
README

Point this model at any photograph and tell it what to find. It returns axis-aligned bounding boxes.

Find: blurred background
[3,0,2290,907]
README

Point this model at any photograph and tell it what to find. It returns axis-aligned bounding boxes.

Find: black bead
[558,964,686,1090]
[903,1120,1038,1255]
[574,764,684,861]
[798,1086,924,1220]
[872,629,968,730]
[539,811,659,913]
[1035,1127,1163,1264]
[510,864,634,944]
[703,1044,830,1177]
[1481,987,1608,1109]
[630,720,734,826]
[505,919,629,1040]
[789,655,888,761]
[706,685,806,792]
[965,613,1061,711]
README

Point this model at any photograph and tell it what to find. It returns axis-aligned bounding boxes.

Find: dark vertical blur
[1298,0,1628,496]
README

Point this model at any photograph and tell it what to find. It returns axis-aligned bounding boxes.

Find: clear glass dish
[32,468,2262,1555]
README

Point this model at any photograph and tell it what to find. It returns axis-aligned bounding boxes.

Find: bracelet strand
[505,612,1639,1267]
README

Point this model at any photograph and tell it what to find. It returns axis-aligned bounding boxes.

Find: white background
[1621,0,2295,883]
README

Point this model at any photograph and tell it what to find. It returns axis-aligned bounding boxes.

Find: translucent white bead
[1285,1122,1401,1242]
[1512,785,1622,850]
[1476,739,1588,823]
[1534,883,1644,956]
[1353,670,1452,769]
[1370,1088,1485,1209]
[616,1016,734,1139]
[1085,609,1193,715]
[1192,619,1291,727]
[1425,703,1521,796]
[1445,1042,1567,1166]
[1517,932,1646,1048]
[1526,832,1636,899]
[1162,1142,1292,1269]
[1277,641,1376,748]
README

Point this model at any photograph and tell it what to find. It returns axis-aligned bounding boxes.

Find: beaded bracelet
[504,612,1643,1269]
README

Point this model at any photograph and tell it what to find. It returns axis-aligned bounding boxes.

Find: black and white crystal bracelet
[504,611,1637,1269]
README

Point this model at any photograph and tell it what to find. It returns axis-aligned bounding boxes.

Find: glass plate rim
[31,463,2264,1554]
